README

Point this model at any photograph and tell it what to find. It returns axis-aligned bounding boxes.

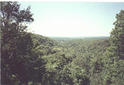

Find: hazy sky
[20,2,124,37]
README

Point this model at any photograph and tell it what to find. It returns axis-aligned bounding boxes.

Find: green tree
[1,2,34,85]
[103,10,124,85]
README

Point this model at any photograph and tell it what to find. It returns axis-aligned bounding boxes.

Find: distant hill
[31,33,58,46]
[50,36,109,42]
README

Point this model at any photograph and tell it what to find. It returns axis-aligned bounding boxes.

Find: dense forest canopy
[1,1,124,85]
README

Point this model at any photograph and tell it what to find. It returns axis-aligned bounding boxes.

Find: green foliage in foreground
[1,1,124,85]
[102,10,124,85]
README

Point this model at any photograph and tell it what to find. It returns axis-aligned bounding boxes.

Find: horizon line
[47,35,110,38]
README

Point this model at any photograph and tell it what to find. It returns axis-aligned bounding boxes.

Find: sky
[19,2,124,37]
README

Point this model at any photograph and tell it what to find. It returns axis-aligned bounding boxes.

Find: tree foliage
[102,10,124,85]
[1,1,124,85]
[1,1,34,85]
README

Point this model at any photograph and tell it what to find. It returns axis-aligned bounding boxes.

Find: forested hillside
[1,1,124,85]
